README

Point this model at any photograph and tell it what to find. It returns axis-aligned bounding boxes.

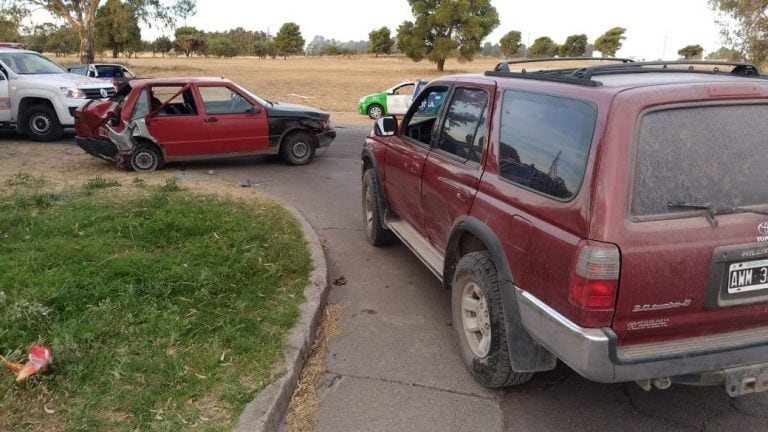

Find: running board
[385,219,444,281]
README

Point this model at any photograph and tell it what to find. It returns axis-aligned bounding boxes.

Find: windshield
[233,83,269,106]
[632,103,768,217]
[0,51,66,75]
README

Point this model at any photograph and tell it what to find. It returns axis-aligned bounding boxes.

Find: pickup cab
[361,59,768,395]
[0,46,116,141]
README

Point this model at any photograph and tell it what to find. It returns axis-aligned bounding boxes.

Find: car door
[421,84,492,251]
[197,85,269,154]
[382,85,449,230]
[143,85,211,157]
[387,82,417,115]
[0,69,10,123]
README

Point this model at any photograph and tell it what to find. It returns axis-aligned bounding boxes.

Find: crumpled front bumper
[317,129,336,148]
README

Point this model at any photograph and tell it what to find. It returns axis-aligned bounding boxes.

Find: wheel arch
[445,217,557,372]
[361,148,392,219]
[17,97,55,132]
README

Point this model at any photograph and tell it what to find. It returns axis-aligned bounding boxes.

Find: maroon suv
[361,59,768,396]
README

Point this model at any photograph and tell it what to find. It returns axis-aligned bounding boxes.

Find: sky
[31,0,729,60]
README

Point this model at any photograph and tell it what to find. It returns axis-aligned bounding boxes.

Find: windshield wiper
[666,201,768,228]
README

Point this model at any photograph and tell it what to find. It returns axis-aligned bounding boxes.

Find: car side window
[393,83,415,96]
[198,86,253,114]
[131,88,150,120]
[435,87,488,166]
[402,86,448,147]
[149,85,197,116]
[498,90,596,200]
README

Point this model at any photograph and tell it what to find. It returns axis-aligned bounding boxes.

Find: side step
[385,219,444,281]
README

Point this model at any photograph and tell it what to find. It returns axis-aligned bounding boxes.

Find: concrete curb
[233,204,330,432]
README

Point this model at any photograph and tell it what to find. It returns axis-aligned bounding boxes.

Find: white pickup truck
[0,46,116,141]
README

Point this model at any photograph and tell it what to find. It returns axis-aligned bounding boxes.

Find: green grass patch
[0,183,311,431]
[82,176,121,191]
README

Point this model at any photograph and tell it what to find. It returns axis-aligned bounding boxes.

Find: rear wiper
[666,201,768,228]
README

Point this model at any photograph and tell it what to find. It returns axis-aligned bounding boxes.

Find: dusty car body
[74,77,336,171]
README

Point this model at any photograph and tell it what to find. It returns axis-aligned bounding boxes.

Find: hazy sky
[33,0,728,60]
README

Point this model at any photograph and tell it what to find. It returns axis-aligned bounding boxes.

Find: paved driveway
[205,125,768,432]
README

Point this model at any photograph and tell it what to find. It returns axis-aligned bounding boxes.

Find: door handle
[456,192,467,202]
[204,117,218,123]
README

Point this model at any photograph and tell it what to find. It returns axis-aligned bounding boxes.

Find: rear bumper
[515,287,768,383]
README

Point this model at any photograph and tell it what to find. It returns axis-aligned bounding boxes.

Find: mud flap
[500,279,558,372]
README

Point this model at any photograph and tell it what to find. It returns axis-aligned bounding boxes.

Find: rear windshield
[95,65,124,77]
[632,104,768,216]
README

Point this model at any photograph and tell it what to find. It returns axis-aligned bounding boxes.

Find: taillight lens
[568,241,620,326]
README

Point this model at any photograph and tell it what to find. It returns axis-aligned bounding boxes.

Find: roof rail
[484,58,763,87]
[492,57,635,73]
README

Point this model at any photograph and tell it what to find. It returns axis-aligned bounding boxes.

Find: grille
[83,87,116,99]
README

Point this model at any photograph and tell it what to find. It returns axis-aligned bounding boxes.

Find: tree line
[0,0,765,68]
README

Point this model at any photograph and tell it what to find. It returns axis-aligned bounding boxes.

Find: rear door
[381,85,449,230]
[600,87,768,347]
[387,82,416,115]
[197,84,269,154]
[421,83,493,251]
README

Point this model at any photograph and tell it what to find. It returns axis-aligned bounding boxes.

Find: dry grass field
[58,54,509,124]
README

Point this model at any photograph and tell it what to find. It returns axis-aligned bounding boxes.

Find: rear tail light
[568,240,620,327]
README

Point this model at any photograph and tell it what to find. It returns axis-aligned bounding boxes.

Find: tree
[594,27,626,57]
[706,46,742,61]
[0,3,25,41]
[396,0,500,71]
[482,41,501,57]
[252,31,273,59]
[94,0,141,58]
[5,0,194,63]
[174,25,204,56]
[499,30,522,59]
[368,26,394,57]
[677,44,704,59]
[204,35,236,58]
[528,36,558,58]
[709,0,768,65]
[559,34,588,57]
[273,22,304,59]
[153,36,172,57]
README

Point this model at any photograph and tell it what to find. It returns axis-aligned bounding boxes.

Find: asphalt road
[184,125,768,432]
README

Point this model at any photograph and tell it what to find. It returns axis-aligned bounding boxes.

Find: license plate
[727,258,768,294]
[98,127,108,138]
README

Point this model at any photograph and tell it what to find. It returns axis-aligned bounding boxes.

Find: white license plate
[728,258,768,294]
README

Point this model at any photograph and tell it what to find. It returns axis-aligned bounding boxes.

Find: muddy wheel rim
[31,114,51,135]
[133,150,156,170]
[292,141,309,159]
[461,281,491,358]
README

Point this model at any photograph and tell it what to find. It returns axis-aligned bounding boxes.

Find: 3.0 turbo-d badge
[632,299,691,313]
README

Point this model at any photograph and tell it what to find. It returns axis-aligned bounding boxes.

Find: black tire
[21,104,63,142]
[129,145,164,172]
[362,169,394,246]
[452,251,533,388]
[280,132,315,166]
[367,104,384,120]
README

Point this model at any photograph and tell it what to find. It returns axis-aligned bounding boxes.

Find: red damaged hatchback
[74,77,336,171]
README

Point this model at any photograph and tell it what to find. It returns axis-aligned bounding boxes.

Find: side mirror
[246,106,260,114]
[374,116,397,137]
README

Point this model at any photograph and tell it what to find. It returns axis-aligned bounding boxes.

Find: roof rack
[484,58,763,87]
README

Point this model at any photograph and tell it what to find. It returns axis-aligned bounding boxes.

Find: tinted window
[95,65,124,78]
[402,86,448,147]
[499,91,596,200]
[633,104,768,216]
[436,87,488,165]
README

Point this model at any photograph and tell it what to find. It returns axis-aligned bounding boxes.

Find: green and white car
[357,79,427,119]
